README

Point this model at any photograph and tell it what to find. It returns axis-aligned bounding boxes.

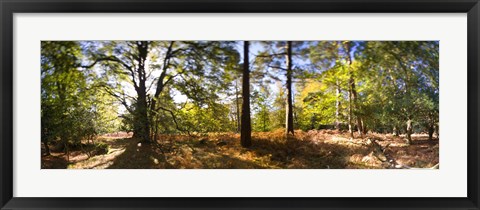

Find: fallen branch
[365,138,439,169]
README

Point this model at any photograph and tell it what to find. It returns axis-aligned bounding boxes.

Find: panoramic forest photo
[41,41,439,169]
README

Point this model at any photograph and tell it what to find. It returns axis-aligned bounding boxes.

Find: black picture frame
[1,0,479,209]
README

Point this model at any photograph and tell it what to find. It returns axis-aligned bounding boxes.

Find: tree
[241,41,252,147]
[85,41,240,142]
[305,41,351,132]
[42,40,439,158]
[252,84,272,132]
[84,41,152,142]
[41,41,120,157]
[299,40,438,143]
[271,81,287,130]
[42,41,89,156]
[256,41,306,137]
[285,41,295,136]
[343,41,363,138]
[234,77,242,132]
[225,60,243,133]
[359,41,439,144]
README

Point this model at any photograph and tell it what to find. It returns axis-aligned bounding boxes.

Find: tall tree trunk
[235,79,241,133]
[345,43,354,139]
[352,87,363,136]
[240,41,252,148]
[136,90,150,142]
[348,86,354,139]
[335,79,341,130]
[292,93,298,129]
[345,41,363,138]
[285,41,294,137]
[135,41,151,142]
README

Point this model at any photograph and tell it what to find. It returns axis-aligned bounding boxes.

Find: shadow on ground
[41,130,439,169]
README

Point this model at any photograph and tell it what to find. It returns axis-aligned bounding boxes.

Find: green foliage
[294,41,439,134]
[180,102,236,133]
[295,79,339,130]
[356,41,439,132]
[252,85,272,132]
[42,40,439,151]
[41,41,122,150]
[270,82,286,130]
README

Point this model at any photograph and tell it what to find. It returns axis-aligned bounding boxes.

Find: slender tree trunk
[391,46,415,145]
[346,42,363,137]
[335,79,341,130]
[428,123,434,141]
[348,87,354,139]
[149,41,175,141]
[241,41,252,148]
[235,79,241,133]
[361,119,367,135]
[406,118,412,145]
[285,41,294,137]
[43,141,50,156]
[292,93,298,129]
[57,83,70,154]
[150,41,174,115]
[64,142,70,162]
[387,68,399,137]
[345,42,354,139]
[352,87,363,136]
[344,41,363,138]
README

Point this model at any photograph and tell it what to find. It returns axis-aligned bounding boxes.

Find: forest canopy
[41,41,439,169]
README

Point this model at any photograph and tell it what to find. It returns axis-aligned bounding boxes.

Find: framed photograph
[1,0,479,209]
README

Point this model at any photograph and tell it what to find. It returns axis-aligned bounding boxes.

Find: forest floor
[41,129,439,169]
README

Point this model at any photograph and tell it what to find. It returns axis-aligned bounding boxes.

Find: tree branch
[156,106,193,136]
